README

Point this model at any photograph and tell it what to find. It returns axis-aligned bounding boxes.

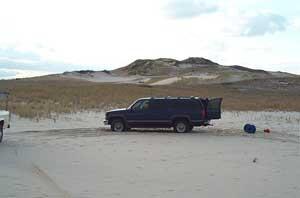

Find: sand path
[1,127,300,198]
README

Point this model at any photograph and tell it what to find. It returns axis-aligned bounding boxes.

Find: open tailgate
[207,98,223,120]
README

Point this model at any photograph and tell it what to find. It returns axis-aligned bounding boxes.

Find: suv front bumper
[103,120,109,125]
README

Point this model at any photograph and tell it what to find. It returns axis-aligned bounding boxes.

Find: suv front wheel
[111,119,125,132]
[174,120,190,133]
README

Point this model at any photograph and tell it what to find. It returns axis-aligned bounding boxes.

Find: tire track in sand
[9,133,72,198]
[31,163,72,198]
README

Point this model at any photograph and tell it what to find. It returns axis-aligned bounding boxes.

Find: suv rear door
[148,99,169,122]
[207,98,223,120]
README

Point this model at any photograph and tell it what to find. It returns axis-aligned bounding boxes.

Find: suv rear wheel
[174,120,189,133]
[111,119,125,132]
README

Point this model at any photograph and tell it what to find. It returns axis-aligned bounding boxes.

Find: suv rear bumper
[192,120,211,126]
[103,120,109,125]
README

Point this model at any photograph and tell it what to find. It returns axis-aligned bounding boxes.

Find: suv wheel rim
[114,122,124,132]
[176,122,186,133]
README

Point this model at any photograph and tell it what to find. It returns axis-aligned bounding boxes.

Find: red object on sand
[264,129,271,133]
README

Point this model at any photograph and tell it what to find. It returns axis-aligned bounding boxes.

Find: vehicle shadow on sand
[9,127,300,145]
[100,127,218,135]
[17,127,216,139]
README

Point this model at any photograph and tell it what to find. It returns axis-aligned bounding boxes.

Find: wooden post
[5,93,9,111]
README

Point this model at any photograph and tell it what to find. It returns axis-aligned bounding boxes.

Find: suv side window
[132,100,150,111]
[131,100,143,111]
[149,99,167,110]
[140,100,150,110]
[171,99,200,110]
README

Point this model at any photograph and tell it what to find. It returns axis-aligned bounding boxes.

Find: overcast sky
[0,0,300,78]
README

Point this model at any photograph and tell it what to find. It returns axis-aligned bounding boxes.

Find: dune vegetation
[1,76,300,119]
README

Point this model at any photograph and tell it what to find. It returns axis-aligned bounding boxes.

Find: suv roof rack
[148,96,201,100]
[177,96,192,99]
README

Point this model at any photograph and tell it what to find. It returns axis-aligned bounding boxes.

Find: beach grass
[1,76,300,118]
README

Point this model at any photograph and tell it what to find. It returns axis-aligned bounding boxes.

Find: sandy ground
[212,111,300,137]
[8,111,104,133]
[1,111,300,198]
[62,72,150,84]
[150,74,219,86]
[150,77,181,86]
[8,111,300,137]
[62,71,219,86]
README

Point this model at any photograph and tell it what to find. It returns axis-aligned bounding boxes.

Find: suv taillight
[201,110,206,119]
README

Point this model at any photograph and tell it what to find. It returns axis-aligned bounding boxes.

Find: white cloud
[0,0,299,76]
[240,13,288,36]
[165,0,219,19]
[0,68,51,79]
[291,17,300,30]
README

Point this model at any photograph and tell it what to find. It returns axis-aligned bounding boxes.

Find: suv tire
[111,119,125,132]
[174,120,189,133]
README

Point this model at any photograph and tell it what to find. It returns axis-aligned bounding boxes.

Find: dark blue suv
[104,97,222,132]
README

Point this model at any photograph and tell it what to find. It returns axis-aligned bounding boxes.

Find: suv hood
[106,108,127,114]
[0,110,9,122]
[0,110,9,116]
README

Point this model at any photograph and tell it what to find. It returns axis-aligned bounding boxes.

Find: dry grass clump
[0,77,300,118]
